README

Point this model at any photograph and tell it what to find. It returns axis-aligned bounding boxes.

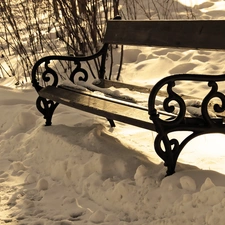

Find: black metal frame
[148,74,225,175]
[31,44,109,126]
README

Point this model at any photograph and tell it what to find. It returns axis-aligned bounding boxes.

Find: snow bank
[1,0,225,224]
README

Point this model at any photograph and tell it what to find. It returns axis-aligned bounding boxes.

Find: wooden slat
[104,20,225,50]
[39,86,156,131]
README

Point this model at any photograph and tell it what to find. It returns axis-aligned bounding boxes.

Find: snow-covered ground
[1,1,225,224]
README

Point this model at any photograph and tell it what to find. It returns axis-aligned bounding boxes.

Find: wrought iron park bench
[32,19,225,176]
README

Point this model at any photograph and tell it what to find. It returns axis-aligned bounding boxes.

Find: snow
[1,1,225,224]
[61,80,137,103]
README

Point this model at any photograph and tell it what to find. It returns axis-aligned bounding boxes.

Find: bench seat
[39,85,156,130]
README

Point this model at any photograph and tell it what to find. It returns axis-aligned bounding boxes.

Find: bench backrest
[104,20,225,50]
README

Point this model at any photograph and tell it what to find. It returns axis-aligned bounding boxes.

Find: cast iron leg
[154,134,178,176]
[36,96,59,126]
[107,118,115,127]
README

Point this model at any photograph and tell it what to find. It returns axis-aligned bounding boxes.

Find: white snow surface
[2,1,225,224]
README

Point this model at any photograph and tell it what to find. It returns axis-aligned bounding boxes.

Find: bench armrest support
[148,73,225,175]
[31,44,108,92]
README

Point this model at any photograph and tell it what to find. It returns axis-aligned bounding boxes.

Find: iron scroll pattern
[148,73,225,176]
[31,44,109,126]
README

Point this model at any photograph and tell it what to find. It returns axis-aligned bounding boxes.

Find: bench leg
[36,97,59,126]
[154,134,180,176]
[107,118,115,127]
[154,130,205,176]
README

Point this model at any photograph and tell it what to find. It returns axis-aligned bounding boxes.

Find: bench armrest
[148,73,225,126]
[31,44,108,92]
[148,73,225,175]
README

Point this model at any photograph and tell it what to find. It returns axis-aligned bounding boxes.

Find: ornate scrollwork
[69,61,88,83]
[148,73,225,176]
[213,93,225,113]
[154,128,206,176]
[162,81,186,125]
[36,97,59,126]
[41,60,59,87]
[154,131,180,175]
[201,80,225,125]
[31,43,109,127]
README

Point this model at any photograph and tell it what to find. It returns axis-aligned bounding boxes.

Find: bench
[31,19,225,176]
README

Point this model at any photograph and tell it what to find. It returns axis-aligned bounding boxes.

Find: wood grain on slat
[39,86,156,130]
[104,20,225,50]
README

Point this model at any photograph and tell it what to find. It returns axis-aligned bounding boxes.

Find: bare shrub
[0,0,195,82]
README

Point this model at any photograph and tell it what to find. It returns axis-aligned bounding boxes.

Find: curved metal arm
[148,73,225,175]
[31,44,108,92]
[149,73,225,124]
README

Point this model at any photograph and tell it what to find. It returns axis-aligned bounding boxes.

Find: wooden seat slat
[39,86,156,130]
